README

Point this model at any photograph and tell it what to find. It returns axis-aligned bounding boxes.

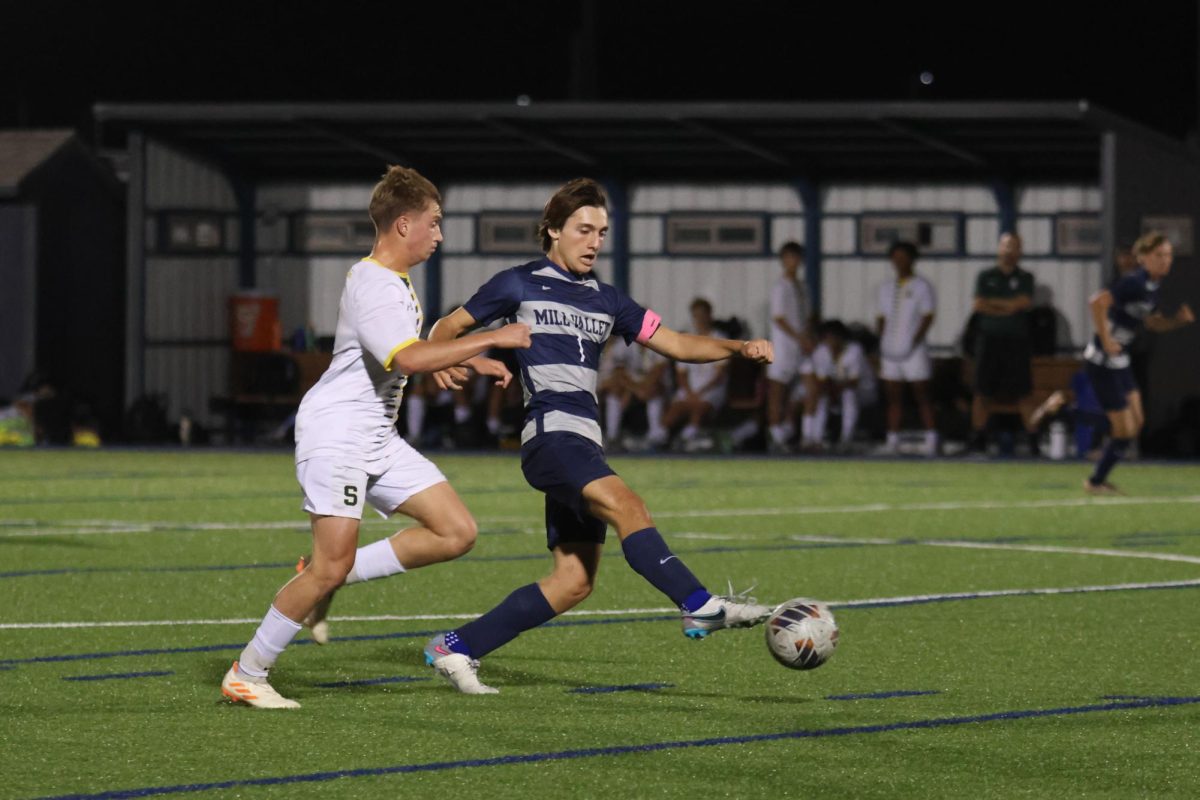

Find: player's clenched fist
[493,322,532,349]
[740,339,773,364]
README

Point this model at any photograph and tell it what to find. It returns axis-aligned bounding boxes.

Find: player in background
[221,166,531,709]
[1083,231,1193,493]
[661,297,729,448]
[803,320,876,450]
[422,178,775,693]
[766,242,811,452]
[876,241,937,456]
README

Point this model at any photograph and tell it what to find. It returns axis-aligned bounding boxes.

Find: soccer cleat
[221,661,300,709]
[1083,478,1121,496]
[681,583,772,639]
[296,555,333,645]
[423,634,498,694]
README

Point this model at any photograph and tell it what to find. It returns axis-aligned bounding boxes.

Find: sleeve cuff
[384,338,419,371]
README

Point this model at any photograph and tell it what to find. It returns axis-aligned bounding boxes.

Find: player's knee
[311,558,353,591]
[559,572,595,606]
[441,513,478,557]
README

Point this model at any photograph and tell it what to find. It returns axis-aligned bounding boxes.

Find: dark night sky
[2,1,1197,140]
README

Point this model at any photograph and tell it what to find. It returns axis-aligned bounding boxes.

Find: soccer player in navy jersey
[1083,231,1193,494]
[421,178,776,693]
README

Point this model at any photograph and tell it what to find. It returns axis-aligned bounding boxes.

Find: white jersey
[295,258,423,471]
[808,341,877,399]
[769,277,808,344]
[876,275,935,360]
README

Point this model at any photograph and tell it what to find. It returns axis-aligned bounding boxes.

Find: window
[478,214,541,254]
[157,212,228,253]
[860,215,959,255]
[293,213,376,254]
[665,216,765,254]
[1055,216,1103,256]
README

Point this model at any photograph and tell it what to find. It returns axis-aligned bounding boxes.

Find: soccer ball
[765,599,838,670]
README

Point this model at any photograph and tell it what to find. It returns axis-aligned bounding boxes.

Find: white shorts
[297,443,446,520]
[880,347,932,383]
[766,338,800,383]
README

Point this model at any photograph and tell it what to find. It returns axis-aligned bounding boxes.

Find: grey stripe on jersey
[526,364,599,401]
[516,301,614,344]
[521,410,604,447]
[532,265,600,291]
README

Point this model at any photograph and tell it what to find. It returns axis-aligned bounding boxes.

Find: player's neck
[367,242,419,275]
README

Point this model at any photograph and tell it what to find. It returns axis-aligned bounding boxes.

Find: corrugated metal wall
[143,140,237,426]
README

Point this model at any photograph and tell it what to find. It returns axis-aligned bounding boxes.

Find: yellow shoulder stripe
[384,338,419,371]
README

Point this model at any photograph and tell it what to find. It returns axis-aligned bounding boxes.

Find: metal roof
[0,129,75,197]
[92,100,1182,182]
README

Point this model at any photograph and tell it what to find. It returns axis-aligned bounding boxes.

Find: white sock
[813,399,829,443]
[924,429,939,452]
[646,397,666,441]
[731,418,758,445]
[344,537,406,585]
[841,389,858,443]
[681,423,699,441]
[239,605,302,677]
[405,395,425,443]
[769,423,788,445]
[605,394,624,439]
[453,404,471,425]
[801,414,815,443]
[886,431,900,447]
[486,416,500,435]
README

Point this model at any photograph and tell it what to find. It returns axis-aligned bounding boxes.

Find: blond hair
[1133,230,1170,256]
[368,166,441,233]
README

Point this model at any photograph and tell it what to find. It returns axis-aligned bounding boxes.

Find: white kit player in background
[221,166,531,709]
[766,241,811,452]
[802,320,877,450]
[876,241,938,456]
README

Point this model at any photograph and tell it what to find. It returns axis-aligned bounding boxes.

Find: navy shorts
[1085,362,1136,412]
[521,432,615,551]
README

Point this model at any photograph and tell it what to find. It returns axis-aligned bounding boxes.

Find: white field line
[5,578,1200,630]
[787,534,1200,566]
[6,494,1200,537]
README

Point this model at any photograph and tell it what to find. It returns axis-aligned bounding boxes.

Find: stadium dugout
[92,101,1200,453]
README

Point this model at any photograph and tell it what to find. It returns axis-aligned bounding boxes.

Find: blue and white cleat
[681,584,772,639]
[423,634,499,694]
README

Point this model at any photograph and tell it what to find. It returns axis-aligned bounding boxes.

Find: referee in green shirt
[970,233,1039,455]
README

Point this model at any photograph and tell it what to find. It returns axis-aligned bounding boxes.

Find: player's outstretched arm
[391,319,529,377]
[426,307,500,390]
[642,324,773,365]
[1145,303,1195,333]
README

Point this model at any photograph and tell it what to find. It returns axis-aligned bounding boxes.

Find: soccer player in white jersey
[766,242,810,452]
[221,166,531,709]
[661,298,729,446]
[803,320,877,449]
[875,241,938,455]
[421,179,775,693]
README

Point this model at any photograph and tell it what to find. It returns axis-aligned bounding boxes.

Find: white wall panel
[443,183,559,213]
[256,257,311,337]
[1022,259,1102,348]
[1016,218,1054,255]
[823,184,997,213]
[145,140,235,210]
[144,346,228,427]
[630,183,802,213]
[966,218,1001,255]
[1017,184,1102,213]
[771,216,806,251]
[630,258,776,338]
[144,258,238,340]
[308,185,373,211]
[630,216,663,253]
[821,218,857,254]
[441,216,475,254]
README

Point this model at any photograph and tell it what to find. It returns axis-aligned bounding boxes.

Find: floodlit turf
[1,449,1198,799]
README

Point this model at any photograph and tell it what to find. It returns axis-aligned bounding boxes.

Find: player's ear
[394,214,409,238]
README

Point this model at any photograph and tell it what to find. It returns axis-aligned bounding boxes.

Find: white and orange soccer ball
[765,599,839,670]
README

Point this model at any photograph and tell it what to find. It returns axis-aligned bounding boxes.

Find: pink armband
[636,310,662,344]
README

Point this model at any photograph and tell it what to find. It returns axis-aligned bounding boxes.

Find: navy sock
[1089,438,1130,485]
[621,527,708,610]
[449,583,556,659]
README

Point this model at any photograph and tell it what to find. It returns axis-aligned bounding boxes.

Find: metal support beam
[234,178,257,289]
[482,117,597,167]
[875,117,989,168]
[1099,131,1118,283]
[673,118,791,167]
[602,179,630,294]
[795,179,822,320]
[992,180,1016,235]
[296,121,408,165]
[124,130,146,411]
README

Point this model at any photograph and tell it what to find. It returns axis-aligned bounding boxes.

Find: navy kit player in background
[1083,231,1193,494]
[422,178,776,693]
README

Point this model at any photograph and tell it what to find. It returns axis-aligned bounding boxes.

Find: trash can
[230,292,281,352]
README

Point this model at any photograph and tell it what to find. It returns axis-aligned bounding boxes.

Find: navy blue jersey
[1085,268,1159,369]
[463,258,661,445]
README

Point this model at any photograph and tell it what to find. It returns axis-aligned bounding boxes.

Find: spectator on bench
[802,320,877,451]
[598,336,669,449]
[662,298,728,449]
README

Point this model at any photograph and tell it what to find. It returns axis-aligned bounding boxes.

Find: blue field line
[569,682,675,694]
[62,670,174,682]
[312,675,431,688]
[29,695,1200,800]
[827,690,941,701]
[0,541,869,580]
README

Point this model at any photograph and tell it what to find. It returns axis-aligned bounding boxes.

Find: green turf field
[1,449,1198,799]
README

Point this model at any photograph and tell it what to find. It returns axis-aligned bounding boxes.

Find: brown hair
[368,166,441,233]
[1134,230,1170,256]
[538,178,608,252]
